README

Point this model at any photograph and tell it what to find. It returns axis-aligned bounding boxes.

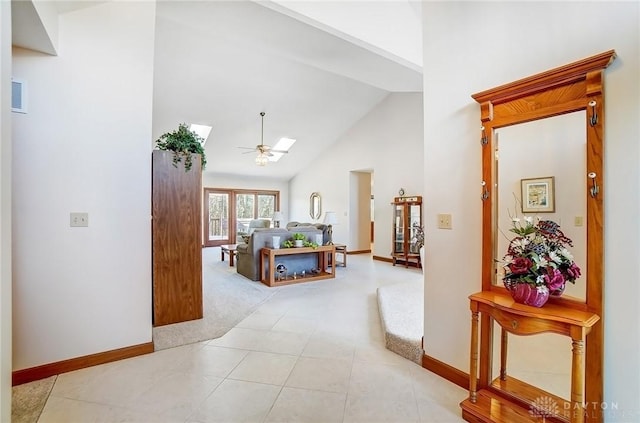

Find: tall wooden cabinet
[391,196,422,268]
[152,150,203,326]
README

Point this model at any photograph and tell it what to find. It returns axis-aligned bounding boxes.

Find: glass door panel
[257,194,276,224]
[204,190,230,247]
[394,205,404,253]
[236,193,255,238]
[409,204,421,253]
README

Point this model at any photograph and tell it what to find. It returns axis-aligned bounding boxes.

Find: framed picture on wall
[521,176,555,213]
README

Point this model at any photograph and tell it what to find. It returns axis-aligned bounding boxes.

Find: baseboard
[422,353,470,390]
[372,255,393,263]
[347,249,370,254]
[12,342,154,386]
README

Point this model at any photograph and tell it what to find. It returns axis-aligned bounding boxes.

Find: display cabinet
[391,196,422,268]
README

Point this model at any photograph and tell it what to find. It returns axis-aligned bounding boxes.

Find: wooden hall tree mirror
[463,51,616,423]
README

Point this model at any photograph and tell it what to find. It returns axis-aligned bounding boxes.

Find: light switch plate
[437,213,452,229]
[70,212,88,227]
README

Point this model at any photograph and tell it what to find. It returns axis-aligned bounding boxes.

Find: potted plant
[292,232,306,247]
[155,123,207,171]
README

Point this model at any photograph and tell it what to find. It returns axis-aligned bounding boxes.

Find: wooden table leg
[500,328,508,380]
[229,250,235,267]
[268,250,275,286]
[470,309,479,403]
[571,337,585,423]
[221,248,225,262]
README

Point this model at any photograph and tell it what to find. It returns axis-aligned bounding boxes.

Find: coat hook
[589,100,598,127]
[480,126,488,146]
[588,172,599,197]
[481,181,489,201]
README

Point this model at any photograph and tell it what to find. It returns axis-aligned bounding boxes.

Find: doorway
[348,170,373,253]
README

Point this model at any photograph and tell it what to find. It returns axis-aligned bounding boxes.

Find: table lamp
[272,211,283,228]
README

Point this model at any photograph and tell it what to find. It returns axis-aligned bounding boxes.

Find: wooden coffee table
[220,244,238,267]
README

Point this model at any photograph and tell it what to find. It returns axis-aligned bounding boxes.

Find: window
[203,188,279,247]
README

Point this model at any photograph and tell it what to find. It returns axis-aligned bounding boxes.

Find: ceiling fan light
[255,153,268,166]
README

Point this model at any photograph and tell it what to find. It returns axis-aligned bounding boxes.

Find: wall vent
[12,78,27,113]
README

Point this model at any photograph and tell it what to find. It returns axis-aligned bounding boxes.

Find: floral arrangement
[502,216,581,294]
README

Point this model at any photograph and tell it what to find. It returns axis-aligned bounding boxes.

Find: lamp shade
[272,211,283,222]
[323,211,338,225]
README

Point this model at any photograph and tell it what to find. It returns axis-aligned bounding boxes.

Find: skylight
[189,124,212,145]
[269,137,296,162]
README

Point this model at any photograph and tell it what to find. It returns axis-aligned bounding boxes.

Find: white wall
[0,1,12,419]
[289,92,423,255]
[12,1,156,370]
[422,1,639,419]
[202,172,289,223]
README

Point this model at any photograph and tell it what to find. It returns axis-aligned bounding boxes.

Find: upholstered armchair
[237,228,289,281]
[237,219,271,244]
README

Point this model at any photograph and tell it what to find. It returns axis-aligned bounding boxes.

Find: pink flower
[566,263,581,280]
[544,268,565,290]
[509,257,532,275]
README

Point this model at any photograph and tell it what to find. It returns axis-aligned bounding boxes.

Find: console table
[461,291,600,423]
[260,245,335,287]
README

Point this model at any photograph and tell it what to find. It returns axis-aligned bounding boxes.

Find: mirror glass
[492,321,573,400]
[309,192,321,220]
[494,111,587,301]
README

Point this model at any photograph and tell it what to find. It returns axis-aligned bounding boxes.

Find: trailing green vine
[155,123,207,171]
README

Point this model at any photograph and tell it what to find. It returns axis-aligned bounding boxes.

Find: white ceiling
[13,0,424,180]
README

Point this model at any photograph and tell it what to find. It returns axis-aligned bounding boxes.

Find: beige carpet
[11,376,56,423]
[377,280,424,363]
[152,247,276,350]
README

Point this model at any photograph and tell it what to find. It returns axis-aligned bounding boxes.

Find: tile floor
[37,252,467,423]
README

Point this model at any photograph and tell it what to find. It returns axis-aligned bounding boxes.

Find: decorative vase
[294,240,304,247]
[509,283,550,308]
[272,236,281,249]
[550,283,566,297]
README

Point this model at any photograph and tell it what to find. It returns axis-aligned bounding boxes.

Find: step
[376,281,423,363]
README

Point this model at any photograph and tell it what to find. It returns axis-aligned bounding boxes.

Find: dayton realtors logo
[529,396,560,420]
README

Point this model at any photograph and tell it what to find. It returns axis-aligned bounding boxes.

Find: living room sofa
[236,226,324,281]
[286,222,330,245]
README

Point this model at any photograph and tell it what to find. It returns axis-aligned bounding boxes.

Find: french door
[204,189,231,247]
[203,188,279,247]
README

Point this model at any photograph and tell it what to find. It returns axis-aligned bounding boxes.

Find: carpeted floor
[11,376,56,423]
[377,280,424,364]
[152,247,276,350]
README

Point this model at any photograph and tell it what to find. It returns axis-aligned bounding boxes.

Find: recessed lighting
[189,124,212,145]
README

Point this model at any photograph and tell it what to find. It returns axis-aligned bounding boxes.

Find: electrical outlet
[574,216,584,227]
[437,213,452,229]
[70,212,89,227]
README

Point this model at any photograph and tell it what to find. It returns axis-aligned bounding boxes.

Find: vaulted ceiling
[13,0,424,180]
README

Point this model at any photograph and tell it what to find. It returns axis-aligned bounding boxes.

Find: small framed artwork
[521,176,555,213]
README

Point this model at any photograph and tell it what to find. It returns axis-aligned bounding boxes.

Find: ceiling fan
[238,112,288,166]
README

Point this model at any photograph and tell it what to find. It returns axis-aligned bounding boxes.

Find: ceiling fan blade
[270,149,288,154]
[237,146,257,150]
